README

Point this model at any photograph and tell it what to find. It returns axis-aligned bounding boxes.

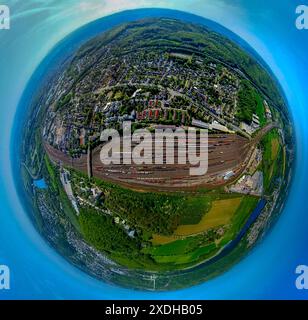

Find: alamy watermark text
[100,121,208,176]
[0,265,10,290]
[0,5,10,30]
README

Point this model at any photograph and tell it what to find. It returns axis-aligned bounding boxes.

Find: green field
[144,195,259,267]
[174,197,243,236]
[220,196,259,245]
[261,129,282,193]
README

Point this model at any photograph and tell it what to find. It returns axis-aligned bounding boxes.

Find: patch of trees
[79,207,139,253]
[236,80,258,123]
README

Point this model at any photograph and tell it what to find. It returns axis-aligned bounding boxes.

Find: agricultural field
[174,197,243,236]
[261,129,283,193]
[145,196,259,267]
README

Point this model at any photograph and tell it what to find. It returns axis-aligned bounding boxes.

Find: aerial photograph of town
[19,17,293,290]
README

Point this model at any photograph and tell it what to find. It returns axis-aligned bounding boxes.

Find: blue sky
[1,0,308,299]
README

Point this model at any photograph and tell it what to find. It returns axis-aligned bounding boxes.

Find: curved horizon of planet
[10,8,295,291]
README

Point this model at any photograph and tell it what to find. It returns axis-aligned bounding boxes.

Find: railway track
[44,123,277,192]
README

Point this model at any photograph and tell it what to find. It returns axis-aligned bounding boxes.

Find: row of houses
[137,108,188,124]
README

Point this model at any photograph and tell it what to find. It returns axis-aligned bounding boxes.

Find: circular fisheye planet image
[17,13,294,291]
